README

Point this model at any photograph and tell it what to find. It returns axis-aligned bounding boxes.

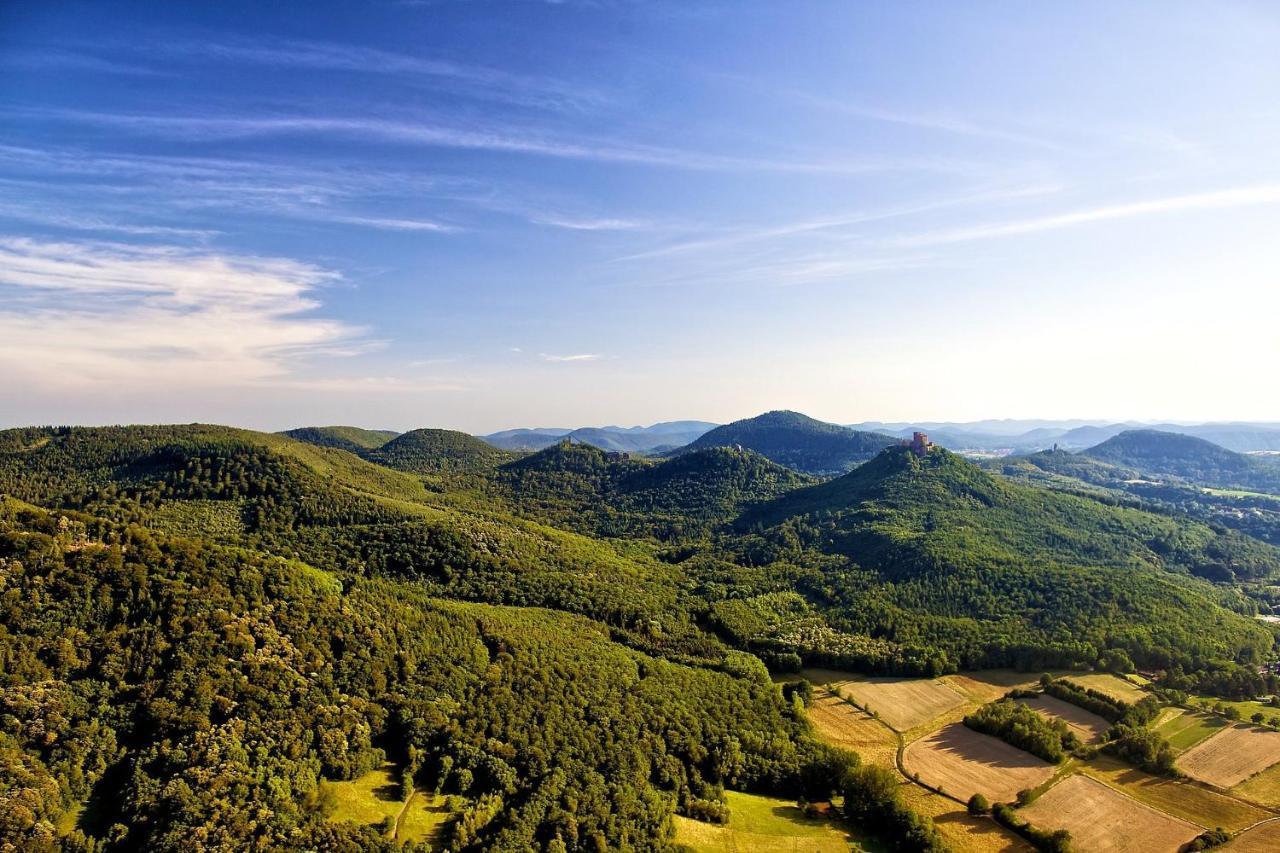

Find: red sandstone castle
[902,431,933,456]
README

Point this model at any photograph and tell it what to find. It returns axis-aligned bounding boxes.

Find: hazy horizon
[3,1,1279,432]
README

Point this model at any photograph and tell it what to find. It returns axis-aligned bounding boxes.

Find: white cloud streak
[539,353,602,362]
[22,109,981,176]
[889,184,1280,247]
[0,238,367,389]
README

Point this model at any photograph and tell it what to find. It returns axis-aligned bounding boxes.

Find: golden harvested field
[1062,673,1147,704]
[836,677,967,732]
[1225,820,1280,852]
[1018,694,1110,742]
[1020,774,1201,853]
[942,671,1042,705]
[900,786,1031,853]
[1078,754,1267,832]
[1178,725,1280,788]
[806,691,898,767]
[902,723,1055,803]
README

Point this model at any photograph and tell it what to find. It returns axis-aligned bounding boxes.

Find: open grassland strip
[1233,759,1280,809]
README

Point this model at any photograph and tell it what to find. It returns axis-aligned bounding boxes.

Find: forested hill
[0,497,843,851]
[676,410,896,475]
[1083,429,1280,493]
[493,440,811,537]
[280,425,400,454]
[369,427,517,474]
[718,444,1279,673]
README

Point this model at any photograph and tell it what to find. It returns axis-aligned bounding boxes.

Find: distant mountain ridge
[482,420,716,453]
[848,419,1280,452]
[677,410,896,475]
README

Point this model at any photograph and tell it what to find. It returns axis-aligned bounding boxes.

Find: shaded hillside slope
[280,425,399,454]
[677,410,895,475]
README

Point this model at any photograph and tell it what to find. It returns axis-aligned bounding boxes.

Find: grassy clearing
[1020,774,1201,853]
[325,762,452,846]
[1155,709,1229,752]
[1232,759,1280,807]
[672,790,868,852]
[1078,754,1267,831]
[1188,694,1280,724]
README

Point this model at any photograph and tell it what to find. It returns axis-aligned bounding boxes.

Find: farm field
[1177,725,1280,788]
[1225,819,1280,851]
[941,670,1043,705]
[899,785,1031,853]
[1062,673,1147,704]
[1233,759,1280,807]
[805,690,899,767]
[1078,754,1268,831]
[1019,774,1201,853]
[1154,708,1228,752]
[835,677,967,731]
[324,763,452,845]
[671,791,866,852]
[902,723,1055,803]
[1018,694,1109,741]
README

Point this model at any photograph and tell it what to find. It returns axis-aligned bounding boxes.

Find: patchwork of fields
[796,668,1280,853]
[1020,774,1201,853]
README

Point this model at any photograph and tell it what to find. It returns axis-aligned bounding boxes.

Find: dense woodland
[2,415,1280,850]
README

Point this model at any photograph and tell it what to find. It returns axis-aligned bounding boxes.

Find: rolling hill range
[481,420,716,453]
[4,420,1280,849]
[1082,429,1280,493]
[676,410,896,475]
[493,440,812,538]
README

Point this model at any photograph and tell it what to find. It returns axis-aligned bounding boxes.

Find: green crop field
[1156,709,1230,752]
[673,791,872,852]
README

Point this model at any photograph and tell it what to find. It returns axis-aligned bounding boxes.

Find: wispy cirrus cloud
[0,237,372,389]
[18,108,985,176]
[166,37,609,112]
[539,352,602,362]
[888,184,1280,247]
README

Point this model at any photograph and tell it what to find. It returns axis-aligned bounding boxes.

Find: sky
[2,0,1279,433]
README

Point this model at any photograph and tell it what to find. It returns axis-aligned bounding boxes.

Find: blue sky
[2,1,1278,432]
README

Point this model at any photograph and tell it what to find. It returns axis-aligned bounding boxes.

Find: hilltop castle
[902,431,933,456]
